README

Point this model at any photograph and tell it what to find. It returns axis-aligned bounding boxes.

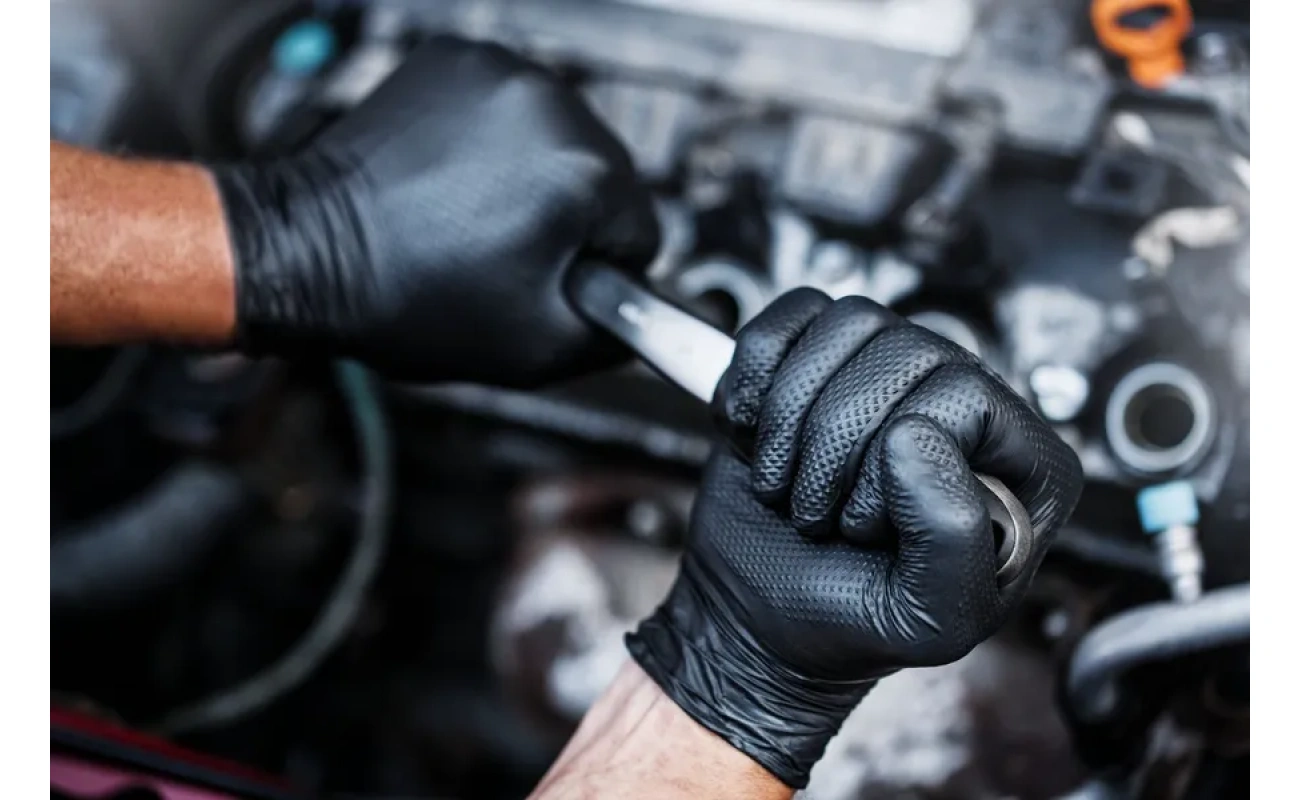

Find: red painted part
[52,752,239,800]
[52,705,301,799]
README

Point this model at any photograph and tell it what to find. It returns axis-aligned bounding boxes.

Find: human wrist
[530,660,792,800]
[626,575,879,789]
[211,151,369,359]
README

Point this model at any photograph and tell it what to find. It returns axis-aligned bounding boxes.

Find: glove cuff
[209,151,369,359]
[626,577,878,789]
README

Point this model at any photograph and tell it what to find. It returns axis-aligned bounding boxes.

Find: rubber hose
[51,346,149,440]
[153,361,391,735]
[1066,584,1250,722]
[51,462,248,614]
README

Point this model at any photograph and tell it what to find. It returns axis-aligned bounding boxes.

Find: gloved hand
[212,37,659,386]
[626,289,1083,788]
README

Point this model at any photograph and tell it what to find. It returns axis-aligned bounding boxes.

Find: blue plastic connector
[272,19,337,77]
[1135,480,1200,534]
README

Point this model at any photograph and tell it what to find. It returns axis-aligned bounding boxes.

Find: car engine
[52,0,1249,798]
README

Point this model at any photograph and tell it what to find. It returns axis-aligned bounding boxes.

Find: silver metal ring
[1104,362,1215,476]
[975,473,1034,587]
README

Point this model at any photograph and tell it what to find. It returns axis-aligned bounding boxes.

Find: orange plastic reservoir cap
[1092,0,1192,88]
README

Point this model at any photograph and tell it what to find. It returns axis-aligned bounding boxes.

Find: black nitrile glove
[626,289,1083,788]
[212,37,659,386]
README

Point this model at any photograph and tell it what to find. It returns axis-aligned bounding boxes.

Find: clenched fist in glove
[626,288,1083,788]
[212,36,659,385]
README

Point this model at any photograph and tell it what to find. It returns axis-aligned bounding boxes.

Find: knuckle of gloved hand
[744,288,832,345]
[781,285,835,312]
[827,292,890,322]
[488,70,563,126]
[882,411,941,457]
[897,330,976,382]
[735,328,793,379]
[714,371,756,432]
[722,329,794,401]
[457,37,532,79]
[910,320,979,360]
[737,318,793,356]
[969,365,1017,410]
[928,491,988,543]
[902,326,965,379]
[825,292,881,321]
[921,363,1000,433]
[953,360,997,394]
[537,151,610,217]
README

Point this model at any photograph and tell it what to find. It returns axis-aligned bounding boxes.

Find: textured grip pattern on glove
[748,296,896,502]
[876,414,1000,656]
[214,36,660,385]
[713,288,829,445]
[630,452,885,788]
[631,290,1083,789]
[787,324,965,532]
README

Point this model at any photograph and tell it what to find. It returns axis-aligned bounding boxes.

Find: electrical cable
[51,346,149,440]
[152,360,392,735]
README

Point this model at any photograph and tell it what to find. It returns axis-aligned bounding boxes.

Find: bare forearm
[529,661,793,800]
[50,140,237,344]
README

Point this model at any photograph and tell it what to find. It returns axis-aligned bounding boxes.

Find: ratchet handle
[566,261,1034,585]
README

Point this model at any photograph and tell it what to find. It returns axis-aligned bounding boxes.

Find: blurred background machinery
[52,1,1249,798]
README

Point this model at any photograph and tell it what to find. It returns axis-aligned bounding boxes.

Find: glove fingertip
[750,476,789,508]
[839,508,892,548]
[791,511,835,539]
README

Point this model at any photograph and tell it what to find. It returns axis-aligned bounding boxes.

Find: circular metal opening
[1105,362,1215,476]
[673,258,770,331]
[1125,383,1196,450]
[692,289,742,334]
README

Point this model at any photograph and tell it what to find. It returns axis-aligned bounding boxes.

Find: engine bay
[52,1,1249,797]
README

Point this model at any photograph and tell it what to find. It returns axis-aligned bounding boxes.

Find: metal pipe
[1066,584,1249,722]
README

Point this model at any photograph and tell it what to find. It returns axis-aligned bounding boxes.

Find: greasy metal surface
[567,262,1035,582]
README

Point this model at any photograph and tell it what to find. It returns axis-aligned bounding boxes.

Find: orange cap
[1092,0,1193,88]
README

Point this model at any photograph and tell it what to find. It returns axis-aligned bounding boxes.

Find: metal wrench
[566,262,1034,586]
